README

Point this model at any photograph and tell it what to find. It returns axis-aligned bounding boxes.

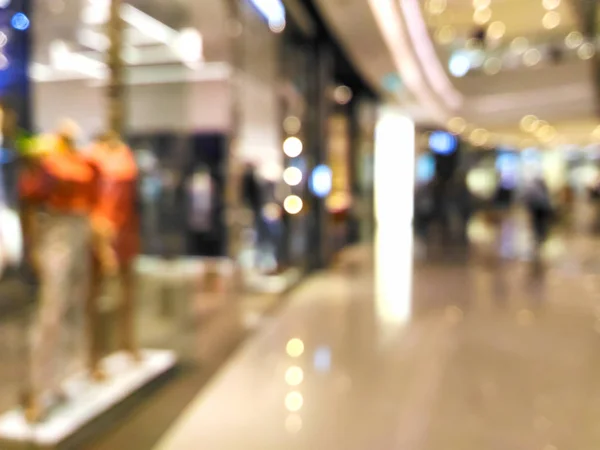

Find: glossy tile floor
[155,229,600,449]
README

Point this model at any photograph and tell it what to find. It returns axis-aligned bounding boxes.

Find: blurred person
[241,162,266,268]
[452,170,473,247]
[18,120,96,422]
[185,165,219,256]
[86,131,140,380]
[523,176,553,260]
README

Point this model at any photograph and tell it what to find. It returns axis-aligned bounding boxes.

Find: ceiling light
[520,115,538,132]
[542,0,560,9]
[449,52,471,77]
[565,31,583,49]
[473,8,492,25]
[435,25,456,45]
[175,28,203,64]
[542,11,561,29]
[0,0,10,8]
[470,128,489,146]
[483,57,502,75]
[473,0,491,9]
[448,117,467,134]
[427,0,447,15]
[523,48,542,66]
[510,37,529,54]
[487,21,506,40]
[578,42,595,60]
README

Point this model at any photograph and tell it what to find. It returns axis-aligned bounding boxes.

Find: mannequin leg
[25,216,72,422]
[118,261,140,361]
[86,255,105,380]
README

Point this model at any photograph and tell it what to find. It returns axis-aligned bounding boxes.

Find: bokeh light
[286,338,305,357]
[473,7,492,25]
[523,48,542,66]
[285,391,304,412]
[449,52,471,77]
[520,115,538,132]
[578,42,595,60]
[11,13,29,31]
[310,165,332,198]
[283,195,303,215]
[483,57,502,75]
[283,137,303,158]
[283,116,301,135]
[285,366,304,386]
[0,0,10,9]
[542,11,560,29]
[435,25,456,45]
[447,116,467,134]
[333,85,353,105]
[487,21,506,40]
[542,0,560,9]
[565,31,583,49]
[283,167,302,186]
[510,37,529,55]
[426,0,447,15]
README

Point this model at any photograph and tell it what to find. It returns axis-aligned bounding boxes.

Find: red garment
[87,143,139,263]
[19,152,96,214]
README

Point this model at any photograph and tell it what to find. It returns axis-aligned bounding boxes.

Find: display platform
[0,349,177,447]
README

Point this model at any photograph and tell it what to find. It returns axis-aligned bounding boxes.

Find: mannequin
[19,120,96,422]
[87,131,139,380]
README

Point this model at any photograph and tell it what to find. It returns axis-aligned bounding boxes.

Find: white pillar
[374,107,415,324]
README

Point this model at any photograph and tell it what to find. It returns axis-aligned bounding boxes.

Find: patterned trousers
[29,212,91,400]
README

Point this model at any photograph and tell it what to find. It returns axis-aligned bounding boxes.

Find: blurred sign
[326,115,351,212]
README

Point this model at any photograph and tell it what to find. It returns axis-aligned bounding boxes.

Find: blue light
[416,154,436,182]
[310,164,332,198]
[11,13,29,31]
[248,0,285,27]
[429,131,457,155]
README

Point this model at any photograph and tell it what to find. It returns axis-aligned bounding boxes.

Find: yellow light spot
[283,195,303,215]
[487,21,506,40]
[520,115,538,132]
[447,116,467,134]
[542,11,561,30]
[435,25,456,45]
[473,7,492,25]
[285,391,304,412]
[286,338,304,357]
[285,366,304,386]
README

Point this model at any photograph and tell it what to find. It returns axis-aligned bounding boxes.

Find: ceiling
[314,0,600,148]
[31,0,231,83]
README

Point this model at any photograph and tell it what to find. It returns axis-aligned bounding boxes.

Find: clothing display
[19,142,96,421]
[87,142,139,264]
[86,139,140,378]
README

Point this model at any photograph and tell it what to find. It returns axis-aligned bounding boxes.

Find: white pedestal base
[0,349,177,447]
